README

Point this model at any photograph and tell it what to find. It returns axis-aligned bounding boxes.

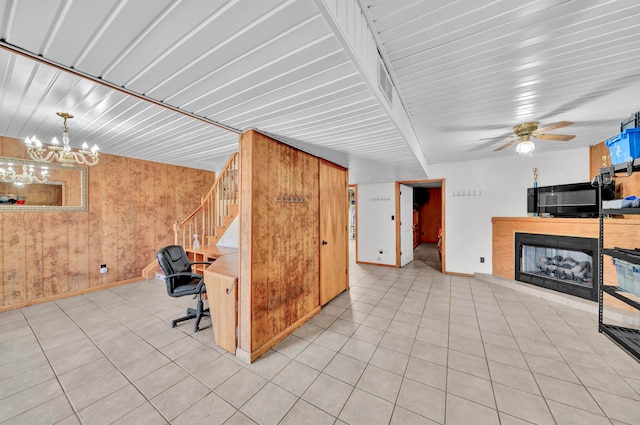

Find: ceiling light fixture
[0,163,48,186]
[515,135,535,156]
[24,112,99,166]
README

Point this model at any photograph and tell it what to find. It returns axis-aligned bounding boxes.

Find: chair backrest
[157,245,193,293]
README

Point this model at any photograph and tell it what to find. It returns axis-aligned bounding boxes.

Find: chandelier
[0,163,48,186]
[25,112,99,166]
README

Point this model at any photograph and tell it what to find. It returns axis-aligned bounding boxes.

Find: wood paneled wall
[590,141,640,198]
[239,130,321,362]
[0,136,215,310]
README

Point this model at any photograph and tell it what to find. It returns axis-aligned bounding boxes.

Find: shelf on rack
[599,158,640,175]
[601,208,640,215]
[599,324,640,361]
[602,248,640,264]
[602,285,640,310]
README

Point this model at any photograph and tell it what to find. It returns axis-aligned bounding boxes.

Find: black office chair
[156,245,213,332]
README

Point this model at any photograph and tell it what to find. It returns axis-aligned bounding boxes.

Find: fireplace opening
[515,233,598,301]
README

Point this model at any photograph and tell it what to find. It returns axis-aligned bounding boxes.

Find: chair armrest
[164,272,206,292]
[191,260,213,264]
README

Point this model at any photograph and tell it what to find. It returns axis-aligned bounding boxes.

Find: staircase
[175,152,239,250]
[143,152,239,279]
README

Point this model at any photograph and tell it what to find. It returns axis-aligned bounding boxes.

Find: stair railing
[174,152,239,249]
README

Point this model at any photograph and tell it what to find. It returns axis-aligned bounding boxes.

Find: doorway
[348,186,356,240]
[396,179,445,272]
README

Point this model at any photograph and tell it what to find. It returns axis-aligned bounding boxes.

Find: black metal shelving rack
[597,159,640,361]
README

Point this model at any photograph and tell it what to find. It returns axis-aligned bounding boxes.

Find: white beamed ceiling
[363,0,640,163]
[1,0,640,181]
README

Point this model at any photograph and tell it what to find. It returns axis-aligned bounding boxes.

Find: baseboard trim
[0,277,145,313]
[245,305,322,363]
[447,271,473,277]
[355,260,397,268]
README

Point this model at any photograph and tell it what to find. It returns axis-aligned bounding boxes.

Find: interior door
[319,160,348,305]
[400,184,414,266]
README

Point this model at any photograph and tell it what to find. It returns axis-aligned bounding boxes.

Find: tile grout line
[92,284,255,423]
[18,307,85,425]
[50,286,225,424]
[492,281,565,424]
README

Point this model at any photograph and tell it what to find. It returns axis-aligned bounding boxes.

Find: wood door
[319,160,348,305]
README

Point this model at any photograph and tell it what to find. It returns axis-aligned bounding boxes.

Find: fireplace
[515,233,598,301]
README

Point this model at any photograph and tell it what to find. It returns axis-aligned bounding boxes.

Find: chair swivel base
[171,307,210,333]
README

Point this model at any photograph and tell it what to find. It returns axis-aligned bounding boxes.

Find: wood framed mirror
[0,156,87,211]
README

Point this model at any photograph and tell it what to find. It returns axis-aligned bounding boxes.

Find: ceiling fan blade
[533,121,574,134]
[534,134,575,141]
[493,138,518,151]
[479,135,512,141]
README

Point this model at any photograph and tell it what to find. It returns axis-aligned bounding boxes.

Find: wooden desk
[204,252,238,354]
[186,246,238,274]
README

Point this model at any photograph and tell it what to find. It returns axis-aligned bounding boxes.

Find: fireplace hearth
[515,233,598,301]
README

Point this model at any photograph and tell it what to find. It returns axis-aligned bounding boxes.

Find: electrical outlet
[480,257,485,263]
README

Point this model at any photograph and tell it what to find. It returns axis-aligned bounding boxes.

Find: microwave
[527,181,615,218]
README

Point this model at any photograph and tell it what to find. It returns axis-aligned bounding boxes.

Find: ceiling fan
[484,121,575,154]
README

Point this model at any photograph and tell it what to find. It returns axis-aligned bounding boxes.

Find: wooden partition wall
[238,130,347,362]
[0,136,215,310]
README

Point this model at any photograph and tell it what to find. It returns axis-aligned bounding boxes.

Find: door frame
[395,179,446,273]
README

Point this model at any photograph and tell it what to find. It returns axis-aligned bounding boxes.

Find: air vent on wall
[378,59,393,106]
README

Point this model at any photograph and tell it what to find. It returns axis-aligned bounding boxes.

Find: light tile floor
[1,243,640,424]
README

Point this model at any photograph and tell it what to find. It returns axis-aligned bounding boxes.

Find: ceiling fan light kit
[489,121,575,154]
[516,138,535,156]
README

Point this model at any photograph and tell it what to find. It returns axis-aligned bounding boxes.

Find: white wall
[356,147,591,273]
[356,182,397,265]
[217,216,239,249]
[431,147,590,274]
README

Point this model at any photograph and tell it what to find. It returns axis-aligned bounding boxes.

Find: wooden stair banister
[143,151,239,280]
[174,151,239,250]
